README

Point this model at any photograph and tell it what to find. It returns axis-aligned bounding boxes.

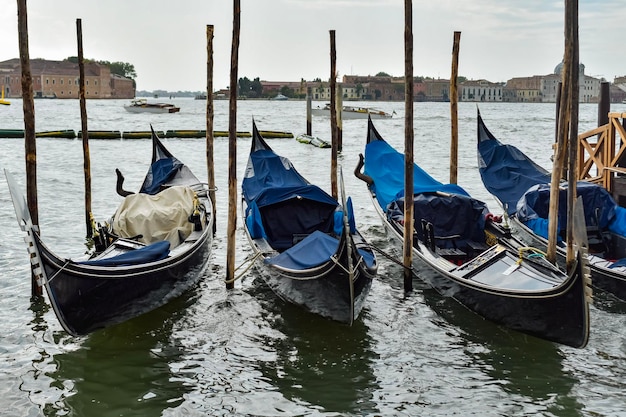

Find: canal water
[1,98,626,416]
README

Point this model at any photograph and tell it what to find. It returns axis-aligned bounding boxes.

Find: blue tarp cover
[364,139,469,211]
[264,230,339,269]
[140,157,184,195]
[364,126,488,247]
[387,193,488,248]
[242,127,341,251]
[477,133,551,216]
[242,149,310,203]
[516,182,625,237]
[80,240,170,267]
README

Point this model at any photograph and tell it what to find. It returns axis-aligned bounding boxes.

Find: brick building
[0,58,135,99]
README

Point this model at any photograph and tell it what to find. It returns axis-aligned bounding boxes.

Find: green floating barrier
[77,130,122,139]
[122,131,164,139]
[0,129,24,138]
[165,130,206,138]
[36,130,76,139]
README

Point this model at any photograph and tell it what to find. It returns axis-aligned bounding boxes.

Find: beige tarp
[112,186,196,248]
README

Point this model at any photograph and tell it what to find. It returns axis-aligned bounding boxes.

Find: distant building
[0,58,135,99]
[460,79,503,102]
[247,60,616,103]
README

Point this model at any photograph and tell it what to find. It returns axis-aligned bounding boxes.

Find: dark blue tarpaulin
[517,182,623,238]
[242,125,341,251]
[242,149,310,203]
[364,138,469,212]
[264,231,339,269]
[364,121,488,247]
[80,240,170,267]
[477,132,551,216]
[387,193,488,248]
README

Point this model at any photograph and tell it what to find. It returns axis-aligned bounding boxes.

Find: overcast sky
[1,0,623,92]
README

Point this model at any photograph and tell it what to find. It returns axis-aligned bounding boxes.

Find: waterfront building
[0,58,135,99]
[460,79,503,102]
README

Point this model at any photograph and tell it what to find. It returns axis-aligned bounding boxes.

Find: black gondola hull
[378,204,590,348]
[35,226,212,336]
[244,221,376,324]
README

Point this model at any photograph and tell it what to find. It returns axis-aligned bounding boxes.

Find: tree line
[65,56,137,81]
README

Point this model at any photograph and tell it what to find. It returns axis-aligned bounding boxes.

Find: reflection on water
[254,281,379,415]
[421,289,582,416]
[47,292,199,417]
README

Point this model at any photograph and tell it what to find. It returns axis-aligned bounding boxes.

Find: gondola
[241,121,377,324]
[477,108,626,301]
[5,128,213,336]
[355,117,591,348]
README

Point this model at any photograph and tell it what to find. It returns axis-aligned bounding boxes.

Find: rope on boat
[368,243,413,272]
[516,246,548,265]
[225,251,264,284]
[329,254,351,275]
[46,259,72,284]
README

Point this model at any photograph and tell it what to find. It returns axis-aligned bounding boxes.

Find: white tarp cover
[113,186,196,248]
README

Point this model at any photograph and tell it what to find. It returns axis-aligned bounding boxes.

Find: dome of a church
[554,61,585,75]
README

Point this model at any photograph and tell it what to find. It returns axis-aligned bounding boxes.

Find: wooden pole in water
[403,0,414,291]
[548,2,574,264]
[225,0,240,289]
[329,30,338,199]
[17,0,42,297]
[337,83,343,151]
[598,81,610,128]
[555,81,562,144]
[76,18,93,239]
[449,31,461,184]
[306,86,312,136]
[206,24,217,235]
[565,0,579,269]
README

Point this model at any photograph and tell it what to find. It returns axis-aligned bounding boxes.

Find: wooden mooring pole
[206,24,217,235]
[598,81,610,128]
[403,0,414,291]
[565,0,579,268]
[548,0,577,265]
[76,18,93,239]
[225,0,240,289]
[306,86,312,136]
[329,30,338,199]
[17,0,42,297]
[449,31,461,184]
[337,84,343,151]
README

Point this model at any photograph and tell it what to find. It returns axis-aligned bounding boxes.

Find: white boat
[124,98,180,114]
[311,103,393,120]
[272,93,288,101]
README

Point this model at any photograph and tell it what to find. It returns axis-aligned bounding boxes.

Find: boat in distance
[311,103,394,120]
[477,108,626,302]
[5,128,213,336]
[355,116,591,348]
[124,98,180,114]
[241,121,378,324]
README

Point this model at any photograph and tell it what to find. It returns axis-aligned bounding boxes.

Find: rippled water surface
[1,98,626,416]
